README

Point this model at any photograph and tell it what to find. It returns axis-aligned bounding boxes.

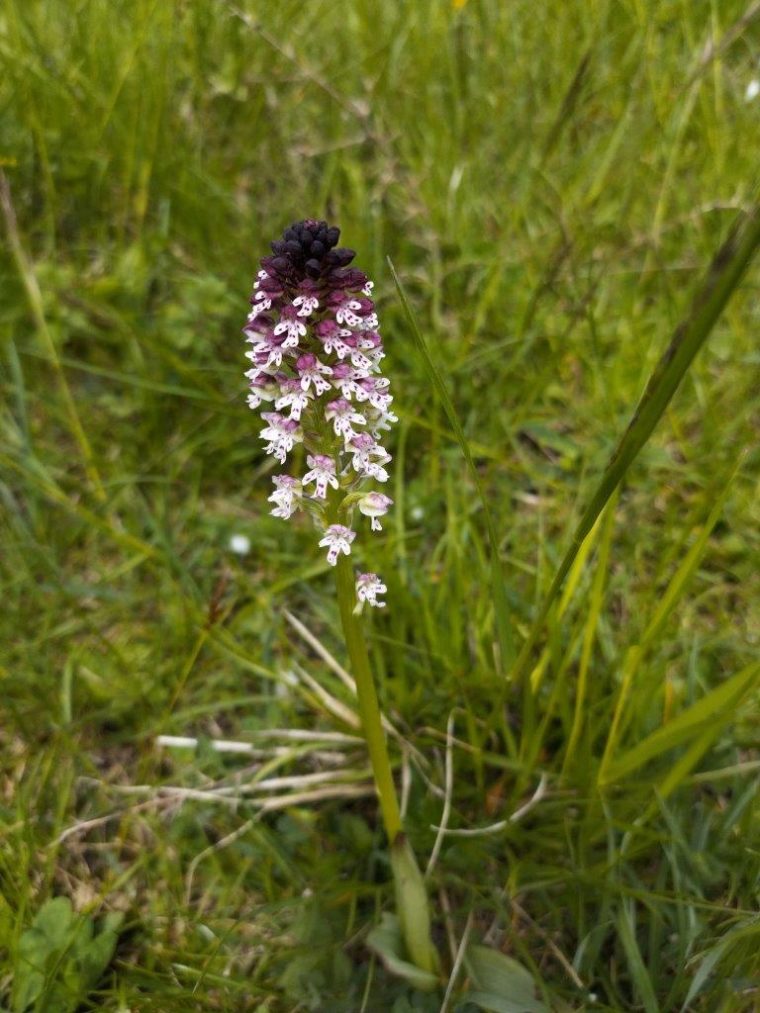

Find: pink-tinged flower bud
[331,267,368,290]
[330,362,354,378]
[314,319,339,338]
[358,492,393,531]
[246,372,280,409]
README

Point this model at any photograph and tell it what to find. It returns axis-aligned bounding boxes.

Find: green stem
[334,554,402,843]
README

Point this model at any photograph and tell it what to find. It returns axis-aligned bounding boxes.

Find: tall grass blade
[510,195,760,685]
[598,460,741,781]
[616,904,659,1013]
[388,258,514,670]
[638,462,741,650]
[0,171,106,504]
[562,493,617,776]
[600,661,760,784]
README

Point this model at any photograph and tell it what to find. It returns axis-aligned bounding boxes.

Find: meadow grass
[1,0,759,1008]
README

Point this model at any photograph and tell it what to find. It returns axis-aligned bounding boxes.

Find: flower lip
[318,524,356,565]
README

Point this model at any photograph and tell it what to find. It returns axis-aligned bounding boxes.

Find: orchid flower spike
[244,219,395,603]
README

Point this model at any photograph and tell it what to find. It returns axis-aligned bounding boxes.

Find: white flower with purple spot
[314,320,352,359]
[331,363,368,400]
[245,331,291,370]
[355,572,387,608]
[293,294,319,317]
[273,313,307,348]
[268,475,303,519]
[318,524,355,566]
[343,338,372,371]
[297,353,333,395]
[247,301,270,321]
[348,433,391,482]
[335,299,364,327]
[325,398,366,440]
[302,454,339,499]
[355,376,392,410]
[259,412,303,464]
[275,378,312,421]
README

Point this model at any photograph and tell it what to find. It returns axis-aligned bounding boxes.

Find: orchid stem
[334,554,402,842]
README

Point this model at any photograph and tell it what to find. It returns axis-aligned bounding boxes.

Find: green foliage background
[1,0,759,1009]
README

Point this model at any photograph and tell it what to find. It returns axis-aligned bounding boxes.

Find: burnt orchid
[243,221,439,986]
[244,219,395,602]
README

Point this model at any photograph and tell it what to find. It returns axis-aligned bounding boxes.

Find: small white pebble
[410,505,425,521]
[745,79,760,102]
[229,533,251,555]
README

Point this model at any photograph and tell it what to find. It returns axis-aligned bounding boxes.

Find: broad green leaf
[13,930,47,1012]
[77,913,122,984]
[465,945,547,1012]
[366,913,439,992]
[31,897,73,950]
[601,661,760,784]
[11,901,123,1013]
[389,258,514,670]
[510,198,760,685]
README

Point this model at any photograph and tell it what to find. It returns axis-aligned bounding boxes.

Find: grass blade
[510,194,760,685]
[388,257,514,670]
[617,903,659,1013]
[598,460,742,781]
[0,171,106,503]
[561,493,618,777]
[600,661,760,784]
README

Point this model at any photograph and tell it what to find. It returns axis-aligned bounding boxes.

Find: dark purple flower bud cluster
[244,220,396,605]
[264,218,356,282]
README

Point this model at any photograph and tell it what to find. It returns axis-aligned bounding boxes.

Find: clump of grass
[2,0,760,1008]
